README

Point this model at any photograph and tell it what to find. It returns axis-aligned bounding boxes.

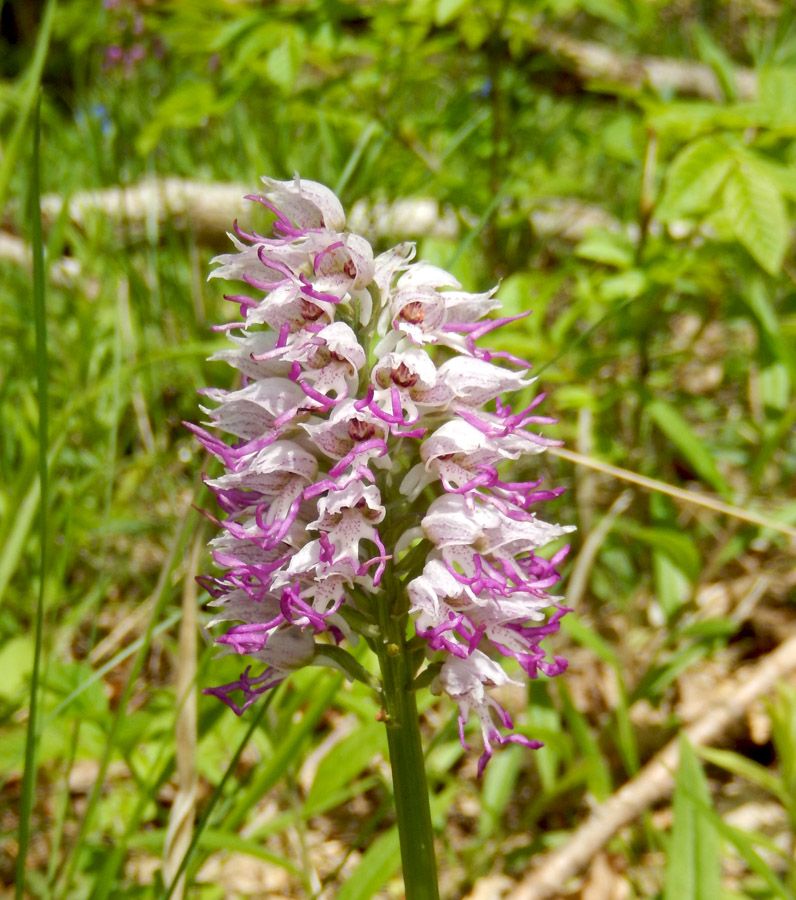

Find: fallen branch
[536,27,757,101]
[507,627,796,900]
[0,179,626,279]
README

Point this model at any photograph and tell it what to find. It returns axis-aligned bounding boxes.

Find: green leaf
[612,520,701,581]
[646,400,732,497]
[722,161,788,275]
[336,827,401,900]
[598,269,647,301]
[305,721,386,813]
[654,550,691,619]
[0,636,34,701]
[758,67,796,129]
[657,136,732,221]
[575,228,635,269]
[740,152,796,202]
[664,735,722,900]
[435,0,470,25]
[265,36,303,91]
[136,81,217,155]
[741,277,796,384]
[479,743,523,839]
[696,746,783,798]
[692,22,738,101]
[559,683,612,801]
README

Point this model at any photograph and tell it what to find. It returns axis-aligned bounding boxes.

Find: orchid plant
[190,176,574,899]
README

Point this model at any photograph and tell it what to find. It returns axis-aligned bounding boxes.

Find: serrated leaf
[723,161,788,275]
[657,137,732,221]
[646,399,731,497]
[664,735,721,900]
[735,151,796,202]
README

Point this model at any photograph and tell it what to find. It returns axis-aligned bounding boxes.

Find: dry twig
[507,627,796,900]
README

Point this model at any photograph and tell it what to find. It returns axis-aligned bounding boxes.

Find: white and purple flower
[193,174,574,772]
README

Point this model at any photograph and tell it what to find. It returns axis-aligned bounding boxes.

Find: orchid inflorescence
[190,176,574,774]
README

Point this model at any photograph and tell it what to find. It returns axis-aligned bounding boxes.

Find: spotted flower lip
[193,174,573,772]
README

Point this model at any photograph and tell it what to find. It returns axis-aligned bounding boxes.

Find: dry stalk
[549,446,796,540]
[162,527,201,900]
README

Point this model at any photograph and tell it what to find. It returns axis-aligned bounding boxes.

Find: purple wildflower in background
[192,176,574,774]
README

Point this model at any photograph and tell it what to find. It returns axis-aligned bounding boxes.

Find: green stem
[374,582,440,900]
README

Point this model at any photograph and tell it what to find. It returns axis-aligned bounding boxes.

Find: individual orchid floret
[192,174,573,772]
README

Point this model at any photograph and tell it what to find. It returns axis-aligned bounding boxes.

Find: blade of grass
[15,95,48,900]
[158,693,276,900]
[54,500,200,899]
[446,177,513,271]
[0,0,56,217]
[334,121,379,197]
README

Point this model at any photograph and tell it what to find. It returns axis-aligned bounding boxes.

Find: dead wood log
[536,27,758,101]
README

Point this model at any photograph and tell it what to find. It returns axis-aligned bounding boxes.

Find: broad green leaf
[646,400,732,497]
[479,743,523,839]
[760,362,791,411]
[657,136,732,221]
[723,162,788,275]
[0,636,34,700]
[136,81,217,155]
[759,67,796,129]
[435,0,470,25]
[664,735,721,900]
[305,721,386,813]
[528,682,561,792]
[739,151,796,202]
[575,228,635,269]
[741,278,796,384]
[336,827,401,900]
[654,550,691,619]
[598,268,647,301]
[266,37,302,91]
[612,520,701,580]
[559,683,612,801]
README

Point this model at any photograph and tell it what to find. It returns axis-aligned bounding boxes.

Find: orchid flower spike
[192,174,575,774]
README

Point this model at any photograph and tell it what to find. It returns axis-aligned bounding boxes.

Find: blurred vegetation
[1,0,796,898]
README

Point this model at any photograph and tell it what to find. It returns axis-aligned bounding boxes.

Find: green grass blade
[335,827,402,900]
[15,96,48,900]
[0,1,56,217]
[663,734,722,900]
[159,695,274,900]
[646,399,732,499]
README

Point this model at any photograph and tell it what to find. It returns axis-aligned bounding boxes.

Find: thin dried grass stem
[550,446,796,539]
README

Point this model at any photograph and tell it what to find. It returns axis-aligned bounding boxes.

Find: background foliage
[1,0,796,898]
